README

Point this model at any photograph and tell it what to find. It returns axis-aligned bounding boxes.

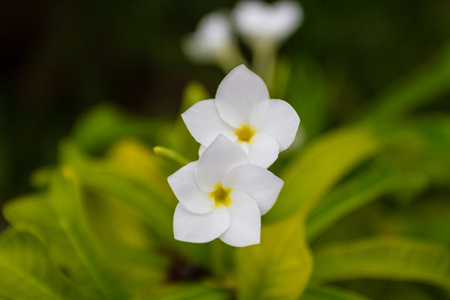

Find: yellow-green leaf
[306,166,428,241]
[301,286,369,300]
[312,237,450,291]
[0,229,95,300]
[133,283,231,300]
[236,213,313,300]
[266,125,380,223]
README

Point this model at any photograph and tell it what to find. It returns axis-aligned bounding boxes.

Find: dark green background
[0,0,449,214]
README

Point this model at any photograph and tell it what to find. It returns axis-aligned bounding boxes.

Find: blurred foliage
[1,0,450,299]
[1,0,449,204]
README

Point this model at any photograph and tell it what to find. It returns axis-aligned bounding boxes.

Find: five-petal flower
[168,135,284,247]
[182,64,300,168]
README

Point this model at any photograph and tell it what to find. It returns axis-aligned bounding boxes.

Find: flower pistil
[210,184,232,207]
[235,125,255,143]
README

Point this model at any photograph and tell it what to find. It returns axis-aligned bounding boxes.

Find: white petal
[182,100,235,146]
[196,135,250,192]
[247,132,280,168]
[215,65,269,127]
[250,99,300,151]
[233,1,303,43]
[219,191,261,247]
[174,203,230,243]
[196,12,233,50]
[168,162,213,214]
[223,164,284,215]
[182,12,234,62]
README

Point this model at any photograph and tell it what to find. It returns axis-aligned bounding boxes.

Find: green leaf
[81,188,169,292]
[3,192,67,245]
[78,164,215,271]
[236,214,313,300]
[312,237,450,291]
[50,168,126,299]
[71,104,166,154]
[133,283,231,300]
[400,197,450,245]
[73,159,173,239]
[4,169,126,299]
[180,80,210,113]
[265,125,381,223]
[59,139,175,236]
[306,165,429,241]
[378,116,450,155]
[0,229,95,300]
[375,116,450,183]
[4,192,103,297]
[286,57,335,140]
[103,139,176,204]
[6,141,171,294]
[61,140,214,272]
[364,45,450,122]
[332,281,440,300]
[301,286,369,300]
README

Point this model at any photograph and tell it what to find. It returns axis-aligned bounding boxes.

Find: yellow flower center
[210,184,232,207]
[235,125,255,143]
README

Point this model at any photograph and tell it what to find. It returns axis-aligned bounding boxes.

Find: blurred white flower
[168,135,283,247]
[182,65,300,168]
[233,0,303,45]
[182,12,241,69]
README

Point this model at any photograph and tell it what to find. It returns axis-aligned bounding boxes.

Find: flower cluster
[168,65,300,247]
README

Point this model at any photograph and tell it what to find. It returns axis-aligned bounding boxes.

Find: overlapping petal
[167,162,213,214]
[174,203,230,243]
[196,135,250,192]
[182,100,235,146]
[250,99,300,151]
[247,132,280,168]
[223,164,284,215]
[219,191,261,247]
[170,64,296,247]
[198,144,207,157]
[215,65,269,127]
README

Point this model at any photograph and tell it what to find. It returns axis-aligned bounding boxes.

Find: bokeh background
[1,0,449,228]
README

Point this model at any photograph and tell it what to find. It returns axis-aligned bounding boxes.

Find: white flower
[233,0,303,45]
[168,135,283,247]
[182,64,300,168]
[182,12,234,63]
